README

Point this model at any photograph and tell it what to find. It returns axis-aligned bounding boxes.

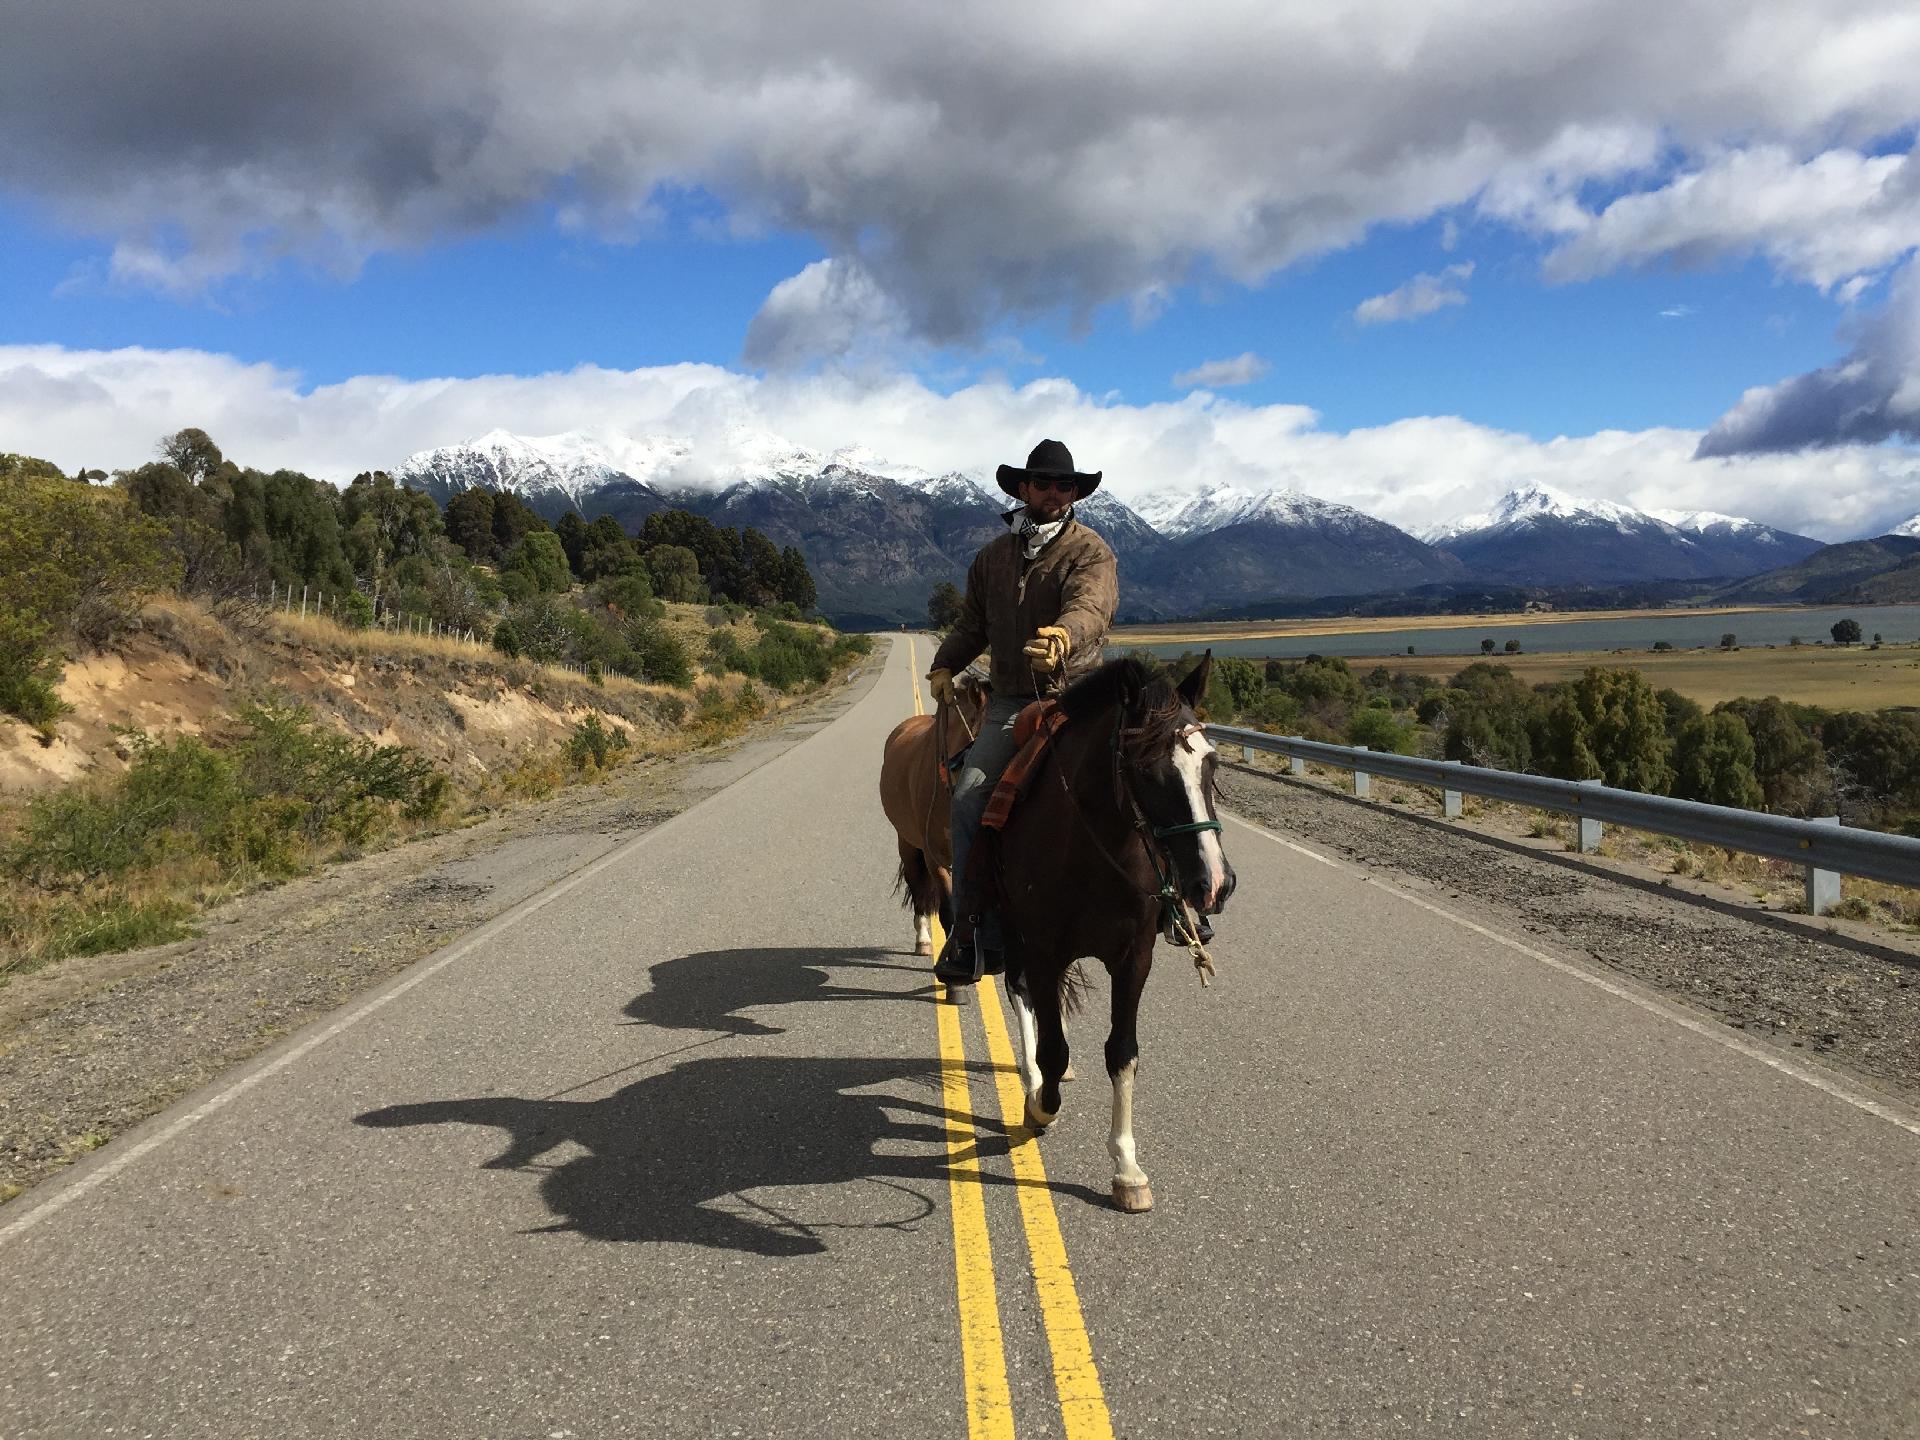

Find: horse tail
[1059,959,1090,1017]
[895,844,935,915]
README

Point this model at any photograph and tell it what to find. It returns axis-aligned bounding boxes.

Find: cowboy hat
[995,438,1102,499]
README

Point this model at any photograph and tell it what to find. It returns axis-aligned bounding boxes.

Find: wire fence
[261,579,483,646]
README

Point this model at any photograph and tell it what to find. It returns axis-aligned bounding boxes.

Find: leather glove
[1022,625,1072,673]
[928,668,957,705]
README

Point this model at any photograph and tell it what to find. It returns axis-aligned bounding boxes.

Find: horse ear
[1177,650,1212,708]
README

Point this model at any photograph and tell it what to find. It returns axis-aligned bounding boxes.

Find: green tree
[741,527,785,607]
[503,531,573,594]
[1215,656,1266,713]
[444,488,497,562]
[577,515,640,584]
[1503,638,1521,654]
[1481,638,1496,654]
[646,544,704,603]
[340,471,442,588]
[1720,632,1737,650]
[554,511,590,575]
[1438,664,1542,772]
[158,427,226,484]
[1349,704,1414,754]
[490,491,547,555]
[1672,712,1764,808]
[928,581,965,631]
[778,545,818,612]
[1831,617,1863,645]
[1715,697,1830,814]
[258,469,355,591]
[1538,668,1675,793]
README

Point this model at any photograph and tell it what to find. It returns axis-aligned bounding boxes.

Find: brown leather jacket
[932,510,1119,700]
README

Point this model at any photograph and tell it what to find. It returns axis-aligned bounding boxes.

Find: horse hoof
[1062,1063,1077,1082]
[1023,1096,1056,1133]
[943,985,970,1007]
[914,941,933,956]
[1111,1180,1154,1213]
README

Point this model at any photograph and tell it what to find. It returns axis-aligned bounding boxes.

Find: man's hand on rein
[1022,626,1071,673]
[927,668,957,705]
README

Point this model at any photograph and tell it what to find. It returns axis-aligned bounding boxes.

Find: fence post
[1442,760,1463,819]
[1575,778,1604,853]
[1288,746,1307,778]
[1240,744,1255,763]
[1352,745,1371,799]
[1806,816,1842,916]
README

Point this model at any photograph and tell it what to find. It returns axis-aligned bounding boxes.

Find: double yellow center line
[911,640,1115,1440]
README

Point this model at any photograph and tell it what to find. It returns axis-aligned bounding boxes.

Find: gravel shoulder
[1219,763,1920,1110]
[0,653,884,1204]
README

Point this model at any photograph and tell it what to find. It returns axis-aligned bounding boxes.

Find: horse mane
[1058,657,1187,768]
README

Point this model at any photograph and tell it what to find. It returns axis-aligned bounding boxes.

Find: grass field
[1114,604,1770,646]
[1349,643,1920,709]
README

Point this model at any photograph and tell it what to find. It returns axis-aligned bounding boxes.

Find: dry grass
[1353,643,1920,709]
[1117,604,1775,647]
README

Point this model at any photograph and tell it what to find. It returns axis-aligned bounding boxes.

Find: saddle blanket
[981,699,1068,831]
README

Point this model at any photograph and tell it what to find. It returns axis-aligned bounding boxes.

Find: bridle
[1051,705,1223,981]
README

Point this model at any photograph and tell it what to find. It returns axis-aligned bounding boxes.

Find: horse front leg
[1020,965,1070,1133]
[1106,937,1154,1213]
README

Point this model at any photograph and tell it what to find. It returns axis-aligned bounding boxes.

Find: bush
[338,590,375,630]
[0,610,70,736]
[567,713,630,771]
[1672,712,1764,809]
[1349,705,1414,754]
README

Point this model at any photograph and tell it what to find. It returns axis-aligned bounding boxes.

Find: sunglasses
[1025,476,1079,494]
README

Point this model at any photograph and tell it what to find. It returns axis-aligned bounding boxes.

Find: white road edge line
[0,664,878,1248]
[1224,810,1920,1141]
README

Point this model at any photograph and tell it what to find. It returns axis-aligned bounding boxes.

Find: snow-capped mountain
[1890,513,1920,538]
[1431,483,1819,584]
[394,428,688,513]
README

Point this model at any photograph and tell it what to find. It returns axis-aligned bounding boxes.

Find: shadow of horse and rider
[357,946,1107,1256]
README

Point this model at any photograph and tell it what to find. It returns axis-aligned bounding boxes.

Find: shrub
[338,591,375,630]
[1672,712,1764,809]
[567,713,630,771]
[1652,640,1674,652]
[0,610,70,737]
[1349,705,1414,754]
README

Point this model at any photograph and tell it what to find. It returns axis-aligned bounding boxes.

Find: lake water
[1120,603,1920,661]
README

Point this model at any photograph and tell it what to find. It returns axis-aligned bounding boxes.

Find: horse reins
[1047,704,1222,985]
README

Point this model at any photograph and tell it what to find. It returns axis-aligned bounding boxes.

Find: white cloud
[1660,304,1697,319]
[6,2,1920,354]
[742,258,908,370]
[7,343,1916,541]
[1542,143,1920,292]
[1172,352,1271,389]
[1355,263,1475,325]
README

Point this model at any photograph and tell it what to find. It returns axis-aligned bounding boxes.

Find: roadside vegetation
[1145,649,1919,929]
[0,434,870,978]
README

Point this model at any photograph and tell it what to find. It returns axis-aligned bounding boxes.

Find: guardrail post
[1440,760,1464,818]
[1288,752,1306,778]
[1576,779,1604,853]
[1241,745,1255,764]
[1806,816,1842,916]
[1352,745,1371,799]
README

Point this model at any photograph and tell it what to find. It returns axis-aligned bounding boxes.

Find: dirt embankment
[0,638,883,1205]
[0,598,694,798]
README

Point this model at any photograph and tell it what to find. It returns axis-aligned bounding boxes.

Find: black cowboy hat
[995,438,1102,499]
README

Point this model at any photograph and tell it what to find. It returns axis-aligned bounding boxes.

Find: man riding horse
[926,438,1118,986]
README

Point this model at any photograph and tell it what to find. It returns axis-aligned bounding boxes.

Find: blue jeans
[949,695,1027,947]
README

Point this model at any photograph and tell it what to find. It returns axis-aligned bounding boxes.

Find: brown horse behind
[878,669,988,954]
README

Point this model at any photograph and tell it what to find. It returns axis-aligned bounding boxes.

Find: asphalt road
[3,637,1917,1438]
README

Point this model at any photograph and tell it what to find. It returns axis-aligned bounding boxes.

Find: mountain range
[392,431,1891,624]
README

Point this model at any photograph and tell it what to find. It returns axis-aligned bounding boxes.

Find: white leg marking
[914,912,932,950]
[1108,1060,1147,1186]
[1173,734,1229,906]
[1008,982,1043,1101]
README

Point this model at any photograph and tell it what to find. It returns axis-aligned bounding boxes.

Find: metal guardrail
[1207,724,1920,915]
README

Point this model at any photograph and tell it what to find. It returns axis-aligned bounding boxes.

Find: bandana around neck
[1017,505,1070,559]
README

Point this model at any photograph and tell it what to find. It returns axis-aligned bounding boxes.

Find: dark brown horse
[989,653,1234,1212]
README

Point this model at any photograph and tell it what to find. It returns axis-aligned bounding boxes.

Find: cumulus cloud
[1355,263,1475,324]
[1172,352,1271,389]
[1542,143,1920,292]
[7,343,1917,541]
[1697,257,1920,456]
[742,258,909,370]
[6,2,1920,359]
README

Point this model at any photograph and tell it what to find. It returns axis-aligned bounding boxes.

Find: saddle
[980,699,1068,832]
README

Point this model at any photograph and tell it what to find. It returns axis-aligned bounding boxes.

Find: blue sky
[2,196,1848,440]
[3,1,1918,537]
